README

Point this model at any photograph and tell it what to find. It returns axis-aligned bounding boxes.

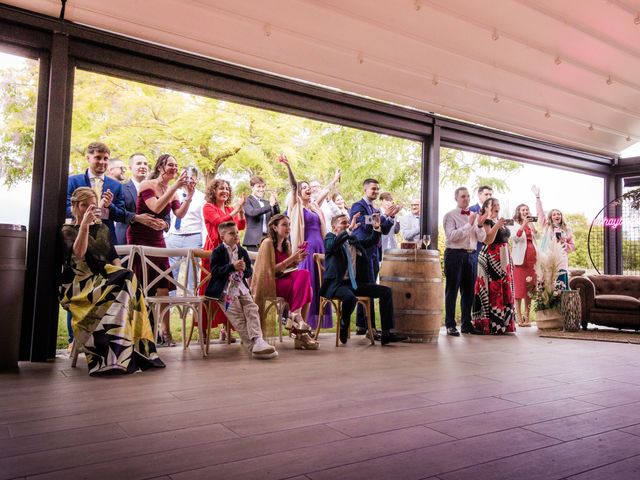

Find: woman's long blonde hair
[70,187,97,222]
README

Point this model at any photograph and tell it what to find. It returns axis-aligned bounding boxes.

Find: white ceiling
[6,0,640,157]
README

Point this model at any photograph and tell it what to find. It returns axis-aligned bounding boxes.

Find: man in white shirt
[165,166,206,292]
[443,187,488,336]
[400,198,421,243]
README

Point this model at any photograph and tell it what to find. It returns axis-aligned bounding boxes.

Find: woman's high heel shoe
[294,333,319,350]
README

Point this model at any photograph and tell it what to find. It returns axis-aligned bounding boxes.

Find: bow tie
[461,209,470,216]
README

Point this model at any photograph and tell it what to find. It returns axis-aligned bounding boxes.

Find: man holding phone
[350,178,401,337]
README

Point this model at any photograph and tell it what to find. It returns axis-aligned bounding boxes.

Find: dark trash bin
[0,224,26,370]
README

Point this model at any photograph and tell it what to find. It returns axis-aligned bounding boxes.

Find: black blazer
[115,180,137,245]
[204,243,253,299]
[319,229,381,299]
[243,195,280,246]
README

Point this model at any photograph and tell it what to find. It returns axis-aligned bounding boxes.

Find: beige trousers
[226,293,264,349]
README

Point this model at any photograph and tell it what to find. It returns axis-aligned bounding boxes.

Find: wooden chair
[188,249,287,350]
[137,246,207,357]
[71,244,139,367]
[313,253,375,346]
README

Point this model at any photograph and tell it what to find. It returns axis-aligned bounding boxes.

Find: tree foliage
[1,65,523,209]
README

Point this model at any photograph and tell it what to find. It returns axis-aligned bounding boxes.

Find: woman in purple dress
[128,154,194,346]
[280,155,340,329]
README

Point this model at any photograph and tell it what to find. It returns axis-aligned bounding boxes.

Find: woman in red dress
[128,154,194,345]
[201,179,246,338]
[510,204,538,327]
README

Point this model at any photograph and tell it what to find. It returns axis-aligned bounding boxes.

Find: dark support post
[22,32,74,361]
[603,173,620,275]
[423,127,440,248]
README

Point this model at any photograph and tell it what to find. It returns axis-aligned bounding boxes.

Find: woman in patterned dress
[472,197,517,335]
[59,187,165,376]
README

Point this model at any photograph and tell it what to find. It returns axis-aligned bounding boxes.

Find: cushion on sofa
[594,294,640,310]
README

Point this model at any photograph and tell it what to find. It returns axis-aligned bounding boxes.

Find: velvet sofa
[569,275,640,331]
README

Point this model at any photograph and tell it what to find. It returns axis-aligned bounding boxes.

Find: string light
[627,135,632,141]
[414,0,422,11]
[263,24,271,37]
[588,123,594,131]
[545,111,551,119]
[432,76,439,86]
[634,13,640,25]
[493,94,500,103]
[606,76,613,85]
[554,56,562,65]
[357,52,364,64]
[492,30,500,41]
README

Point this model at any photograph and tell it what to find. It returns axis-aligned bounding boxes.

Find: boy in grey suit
[242,176,280,251]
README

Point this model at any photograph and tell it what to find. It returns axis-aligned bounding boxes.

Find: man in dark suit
[349,178,401,335]
[242,176,280,251]
[114,153,166,245]
[321,213,406,346]
[66,142,127,245]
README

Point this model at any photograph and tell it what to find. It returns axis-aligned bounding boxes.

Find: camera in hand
[503,219,514,226]
[555,231,562,240]
[527,216,538,222]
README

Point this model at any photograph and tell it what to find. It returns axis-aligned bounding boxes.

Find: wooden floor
[2,328,640,480]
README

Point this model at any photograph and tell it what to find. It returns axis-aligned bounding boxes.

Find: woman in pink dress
[128,154,194,346]
[252,214,317,349]
[201,179,246,338]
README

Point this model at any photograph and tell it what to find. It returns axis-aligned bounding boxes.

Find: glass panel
[0,51,38,227]
[621,182,640,276]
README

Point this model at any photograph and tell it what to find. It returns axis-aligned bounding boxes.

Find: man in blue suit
[66,142,127,245]
[113,153,166,245]
[349,178,401,336]
[320,213,406,345]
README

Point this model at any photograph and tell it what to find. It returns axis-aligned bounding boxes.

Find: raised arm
[315,169,341,206]
[532,185,547,229]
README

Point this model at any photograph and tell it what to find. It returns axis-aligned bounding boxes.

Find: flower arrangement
[533,237,566,311]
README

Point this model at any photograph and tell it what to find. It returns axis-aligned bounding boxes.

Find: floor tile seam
[0,423,131,460]
[570,395,640,409]
[119,421,239,440]
[519,423,640,443]
[7,421,117,439]
[8,423,283,478]
[306,426,560,479]
[619,423,640,437]
[221,398,448,437]
[562,452,640,479]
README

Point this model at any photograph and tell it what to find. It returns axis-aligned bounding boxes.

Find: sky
[0,52,608,227]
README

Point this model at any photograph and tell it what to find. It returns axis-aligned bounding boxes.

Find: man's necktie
[92,177,103,202]
[343,244,358,290]
[175,192,187,230]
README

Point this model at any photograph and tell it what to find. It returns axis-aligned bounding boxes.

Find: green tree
[439,147,522,192]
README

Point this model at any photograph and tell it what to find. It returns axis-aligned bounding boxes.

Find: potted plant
[533,238,565,329]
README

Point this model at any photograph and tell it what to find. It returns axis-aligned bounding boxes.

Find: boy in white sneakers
[205,221,277,359]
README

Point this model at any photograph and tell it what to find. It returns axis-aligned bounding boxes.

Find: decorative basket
[561,289,582,332]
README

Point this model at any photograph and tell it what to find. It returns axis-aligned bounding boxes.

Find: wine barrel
[379,249,443,343]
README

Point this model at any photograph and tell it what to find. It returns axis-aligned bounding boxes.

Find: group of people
[60,143,409,375]
[60,142,575,376]
[443,185,574,336]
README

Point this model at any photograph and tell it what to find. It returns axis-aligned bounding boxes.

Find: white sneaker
[251,337,277,359]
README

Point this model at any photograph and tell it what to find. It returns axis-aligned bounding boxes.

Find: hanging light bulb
[606,76,613,85]
[492,29,500,41]
[626,135,632,142]
[414,0,422,11]
[263,24,271,37]
[493,94,500,103]
[357,52,364,64]
[588,123,594,131]
[634,13,640,25]
[554,56,562,65]
[545,111,551,119]
[432,76,439,86]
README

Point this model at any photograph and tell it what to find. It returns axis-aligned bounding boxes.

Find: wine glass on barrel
[422,234,431,250]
